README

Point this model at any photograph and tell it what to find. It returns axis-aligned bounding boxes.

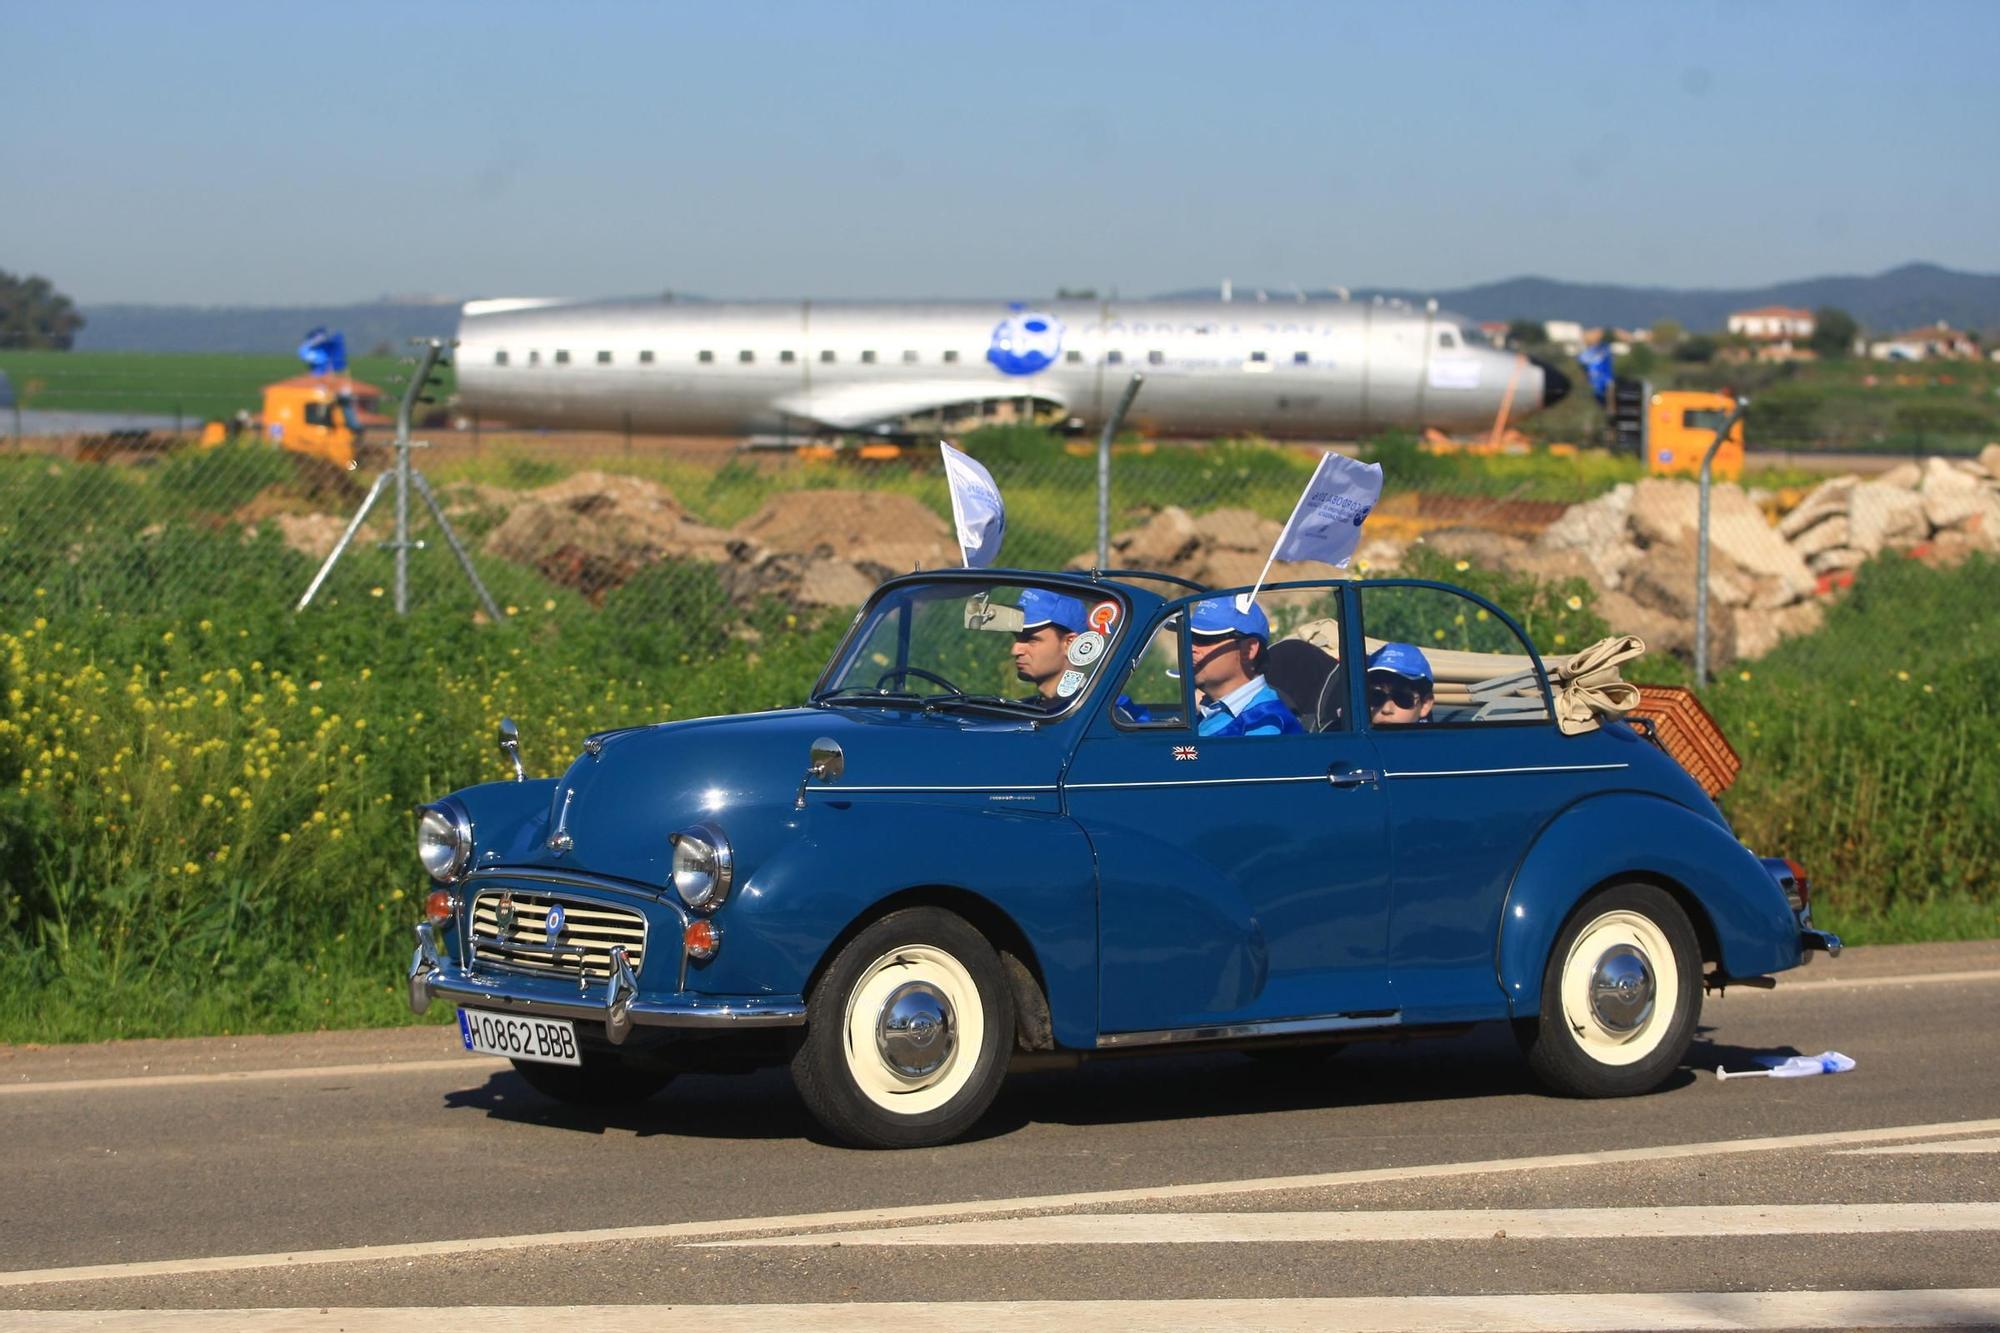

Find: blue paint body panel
[413,569,1814,1058]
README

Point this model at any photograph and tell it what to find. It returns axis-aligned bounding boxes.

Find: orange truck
[200,375,389,470]
[1610,379,1744,481]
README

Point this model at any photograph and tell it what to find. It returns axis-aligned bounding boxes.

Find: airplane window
[739,350,755,364]
[1107,350,1124,365]
[1249,351,1268,363]
[494,351,509,366]
[698,350,715,363]
[1147,350,1165,365]
[555,350,571,365]
[639,350,655,364]
[1293,351,1310,364]
[780,350,796,363]
[861,350,877,364]
[1065,350,1082,364]
[596,350,612,364]
[528,351,541,366]
[902,350,919,363]
[943,349,960,363]
[819,350,836,363]
[1438,330,1458,349]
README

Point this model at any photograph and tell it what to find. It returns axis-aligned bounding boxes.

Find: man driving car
[1012,588,1090,709]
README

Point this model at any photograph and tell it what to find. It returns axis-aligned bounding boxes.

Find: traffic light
[1609,376,1648,457]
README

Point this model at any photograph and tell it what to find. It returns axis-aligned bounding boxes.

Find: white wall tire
[1522,883,1702,1098]
[792,907,1015,1148]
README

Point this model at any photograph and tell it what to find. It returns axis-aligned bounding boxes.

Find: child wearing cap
[1366,642,1435,726]
[1189,598,1305,738]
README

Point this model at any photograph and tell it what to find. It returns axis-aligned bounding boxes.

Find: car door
[1062,585,1397,1039]
[1354,580,1623,1023]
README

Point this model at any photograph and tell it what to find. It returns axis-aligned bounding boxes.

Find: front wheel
[791,907,1015,1149]
[510,1052,675,1107]
[1520,883,1702,1098]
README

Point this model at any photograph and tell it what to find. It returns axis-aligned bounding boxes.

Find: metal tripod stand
[296,338,504,621]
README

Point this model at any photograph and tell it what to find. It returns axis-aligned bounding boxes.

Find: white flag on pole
[939,440,1006,568]
[1237,451,1384,611]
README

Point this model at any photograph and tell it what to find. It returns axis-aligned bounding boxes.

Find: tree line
[0,271,85,349]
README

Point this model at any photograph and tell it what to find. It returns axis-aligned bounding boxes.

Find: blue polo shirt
[1197,677,1304,737]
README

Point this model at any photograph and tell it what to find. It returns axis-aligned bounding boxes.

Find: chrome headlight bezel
[670,822,734,912]
[417,803,473,883]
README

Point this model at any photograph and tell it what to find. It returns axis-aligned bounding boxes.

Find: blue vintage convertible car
[407,568,1838,1147]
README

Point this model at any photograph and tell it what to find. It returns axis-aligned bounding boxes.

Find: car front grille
[468,890,646,981]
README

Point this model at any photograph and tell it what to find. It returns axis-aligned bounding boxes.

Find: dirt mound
[734,491,958,575]
[1074,504,1399,586]
[483,470,741,598]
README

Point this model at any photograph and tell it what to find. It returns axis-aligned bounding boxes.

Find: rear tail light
[1781,858,1810,913]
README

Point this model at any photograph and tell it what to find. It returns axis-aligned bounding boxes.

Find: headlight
[417,804,471,882]
[671,823,733,911]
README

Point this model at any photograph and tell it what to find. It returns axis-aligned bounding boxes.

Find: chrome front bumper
[406,922,805,1043]
[1801,928,1843,959]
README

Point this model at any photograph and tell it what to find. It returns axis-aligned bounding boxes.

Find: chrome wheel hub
[1588,944,1655,1033]
[876,981,956,1078]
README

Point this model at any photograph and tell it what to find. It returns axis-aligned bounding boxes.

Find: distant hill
[1171,263,2000,333]
[75,301,464,353]
[75,263,2000,350]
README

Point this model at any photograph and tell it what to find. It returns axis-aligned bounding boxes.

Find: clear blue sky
[7,0,1996,305]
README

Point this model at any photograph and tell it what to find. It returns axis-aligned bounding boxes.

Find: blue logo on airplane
[986,306,1064,376]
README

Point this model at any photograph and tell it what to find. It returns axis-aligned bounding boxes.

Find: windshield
[817,579,1128,718]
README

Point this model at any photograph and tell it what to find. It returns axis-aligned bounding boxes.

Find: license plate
[458,1008,581,1066]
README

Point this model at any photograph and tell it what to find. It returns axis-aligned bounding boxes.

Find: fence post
[1695,398,1750,687]
[1096,373,1145,567]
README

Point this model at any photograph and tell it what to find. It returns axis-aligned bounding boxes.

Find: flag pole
[1236,452,1323,613]
[940,439,971,566]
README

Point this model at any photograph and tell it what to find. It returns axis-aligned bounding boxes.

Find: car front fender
[1496,791,1801,1016]
[702,800,1100,1048]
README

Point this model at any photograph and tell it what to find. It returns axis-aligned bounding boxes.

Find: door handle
[1328,767,1381,789]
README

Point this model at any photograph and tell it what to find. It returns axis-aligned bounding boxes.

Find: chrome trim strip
[807,784,1059,794]
[1384,763,1631,779]
[1066,775,1328,791]
[1095,1010,1400,1049]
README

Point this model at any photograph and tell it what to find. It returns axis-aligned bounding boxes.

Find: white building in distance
[1727,306,1816,340]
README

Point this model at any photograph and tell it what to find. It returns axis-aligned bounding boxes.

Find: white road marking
[712,1202,2000,1248]
[1834,1135,2000,1156]
[4,1115,1999,1289]
[0,1057,505,1098]
[2,1291,1997,1331]
[1760,967,2000,995]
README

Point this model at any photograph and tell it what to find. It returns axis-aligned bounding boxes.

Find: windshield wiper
[815,688,928,709]
[929,694,1049,719]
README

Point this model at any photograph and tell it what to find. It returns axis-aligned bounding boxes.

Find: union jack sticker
[1172,744,1199,762]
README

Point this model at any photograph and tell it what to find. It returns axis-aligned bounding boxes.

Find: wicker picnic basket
[1626,685,1741,798]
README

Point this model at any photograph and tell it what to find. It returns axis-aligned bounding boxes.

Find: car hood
[478,704,1064,886]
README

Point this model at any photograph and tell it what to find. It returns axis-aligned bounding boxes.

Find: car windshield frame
[810,571,1141,723]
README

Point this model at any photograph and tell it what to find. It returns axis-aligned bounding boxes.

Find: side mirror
[796,737,844,809]
[497,717,525,782]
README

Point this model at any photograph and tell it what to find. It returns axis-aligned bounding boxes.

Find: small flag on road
[940,440,1006,568]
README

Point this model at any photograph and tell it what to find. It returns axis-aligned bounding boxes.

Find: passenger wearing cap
[1011,587,1089,709]
[1190,597,1305,738]
[1366,642,1435,726]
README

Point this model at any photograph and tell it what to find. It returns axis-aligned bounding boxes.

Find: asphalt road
[3,940,1997,1330]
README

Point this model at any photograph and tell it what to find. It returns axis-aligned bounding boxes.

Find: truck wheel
[791,907,1015,1149]
[1520,883,1702,1098]
[510,1052,675,1107]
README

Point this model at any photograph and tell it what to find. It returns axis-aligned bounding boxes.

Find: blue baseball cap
[1016,587,1088,635]
[1189,597,1271,640]
[1366,642,1433,683]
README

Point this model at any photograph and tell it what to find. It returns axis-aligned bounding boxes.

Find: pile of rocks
[1778,447,2000,578]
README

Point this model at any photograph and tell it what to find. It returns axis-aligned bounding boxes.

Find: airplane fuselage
[454,297,1568,439]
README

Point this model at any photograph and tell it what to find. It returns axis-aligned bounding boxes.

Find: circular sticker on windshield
[1089,600,1120,632]
[1066,631,1106,668]
[1056,668,1087,698]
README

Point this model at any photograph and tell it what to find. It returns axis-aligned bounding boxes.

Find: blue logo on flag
[544,903,566,946]
[986,306,1064,376]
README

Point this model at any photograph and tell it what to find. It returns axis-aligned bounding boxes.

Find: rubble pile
[483,471,744,598]
[1778,448,2000,578]
[1074,504,1403,585]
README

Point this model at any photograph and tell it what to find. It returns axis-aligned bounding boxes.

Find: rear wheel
[1520,883,1702,1098]
[510,1051,675,1107]
[791,907,1014,1149]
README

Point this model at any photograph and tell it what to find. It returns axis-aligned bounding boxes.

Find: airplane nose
[1532,358,1571,409]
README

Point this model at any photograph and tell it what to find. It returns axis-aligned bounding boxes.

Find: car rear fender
[1496,791,1801,1016]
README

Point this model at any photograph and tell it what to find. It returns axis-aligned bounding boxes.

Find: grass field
[0,430,1992,1044]
[0,350,451,425]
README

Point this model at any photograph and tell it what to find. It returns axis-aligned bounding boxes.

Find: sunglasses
[1368,681,1428,711]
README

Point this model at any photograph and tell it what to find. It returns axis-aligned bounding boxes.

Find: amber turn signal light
[424,889,459,923]
[684,919,720,960]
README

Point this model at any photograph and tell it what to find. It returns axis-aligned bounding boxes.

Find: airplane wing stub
[774,380,1068,431]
